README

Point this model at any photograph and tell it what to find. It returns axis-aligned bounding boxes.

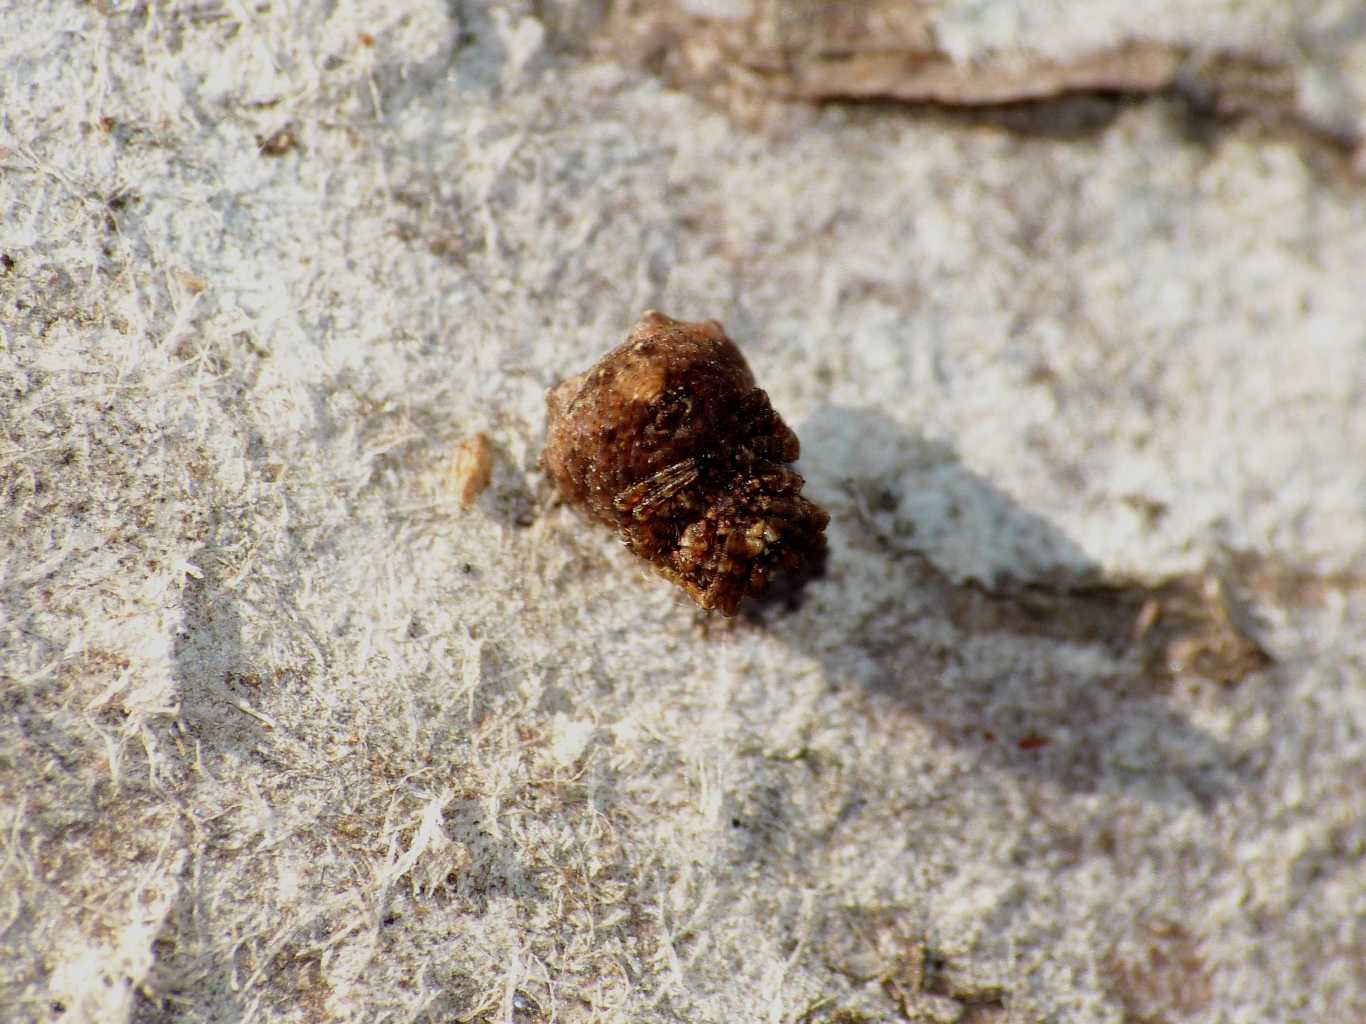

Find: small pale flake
[551,714,594,767]
[450,433,494,509]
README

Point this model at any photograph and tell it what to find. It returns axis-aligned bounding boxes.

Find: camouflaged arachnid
[543,311,829,616]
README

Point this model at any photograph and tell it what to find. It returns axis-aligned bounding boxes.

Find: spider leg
[613,458,699,519]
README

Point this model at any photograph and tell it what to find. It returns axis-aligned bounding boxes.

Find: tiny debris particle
[450,433,494,509]
[172,268,206,296]
[542,310,829,616]
[257,126,299,157]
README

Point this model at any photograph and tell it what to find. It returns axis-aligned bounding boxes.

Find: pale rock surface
[2,2,1363,1023]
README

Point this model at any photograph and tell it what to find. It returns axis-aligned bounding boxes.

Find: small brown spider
[543,311,829,615]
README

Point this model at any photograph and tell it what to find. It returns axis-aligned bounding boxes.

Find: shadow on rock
[173,542,271,760]
[744,406,1269,809]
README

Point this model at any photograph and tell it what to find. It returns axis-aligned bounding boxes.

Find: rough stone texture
[1,2,1363,1023]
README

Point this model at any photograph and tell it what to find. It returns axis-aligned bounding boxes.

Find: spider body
[543,311,828,615]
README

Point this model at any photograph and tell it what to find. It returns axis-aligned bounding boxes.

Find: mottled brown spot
[257,126,299,157]
[611,357,668,405]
